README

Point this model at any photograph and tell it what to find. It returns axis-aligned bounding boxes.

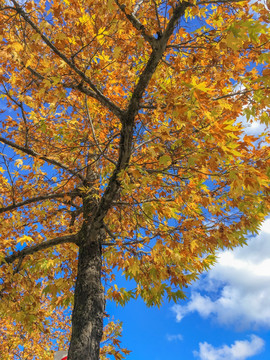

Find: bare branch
[1,233,78,266]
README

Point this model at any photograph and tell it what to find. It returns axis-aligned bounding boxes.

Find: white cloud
[251,0,270,9]
[172,218,270,329]
[259,217,270,234]
[237,113,267,137]
[166,333,183,342]
[193,335,264,360]
[233,82,268,138]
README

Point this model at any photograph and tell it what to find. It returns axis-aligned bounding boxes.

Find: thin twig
[85,96,117,166]
[2,155,16,205]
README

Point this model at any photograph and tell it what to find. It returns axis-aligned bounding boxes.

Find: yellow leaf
[12,42,24,52]
[14,159,23,168]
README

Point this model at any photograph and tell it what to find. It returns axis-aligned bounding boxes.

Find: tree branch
[114,0,157,48]
[0,136,85,181]
[212,88,259,101]
[125,1,191,118]
[1,233,78,266]
[73,83,123,119]
[197,0,245,4]
[85,96,117,166]
[153,0,161,31]
[25,67,123,119]
[10,0,124,120]
[91,2,192,226]
[0,191,78,214]
[2,154,16,205]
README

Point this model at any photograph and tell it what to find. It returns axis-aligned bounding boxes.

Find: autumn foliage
[0,0,269,359]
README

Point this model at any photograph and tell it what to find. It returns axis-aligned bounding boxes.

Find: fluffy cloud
[172,218,270,329]
[234,80,268,138]
[237,113,267,137]
[193,335,265,360]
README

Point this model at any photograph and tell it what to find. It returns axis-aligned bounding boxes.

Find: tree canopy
[0,0,269,359]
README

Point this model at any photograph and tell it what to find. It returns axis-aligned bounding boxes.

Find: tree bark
[68,224,104,360]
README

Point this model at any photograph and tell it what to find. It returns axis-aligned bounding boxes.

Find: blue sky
[105,115,270,360]
[107,216,270,360]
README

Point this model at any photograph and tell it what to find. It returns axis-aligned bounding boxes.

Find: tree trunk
[68,225,104,360]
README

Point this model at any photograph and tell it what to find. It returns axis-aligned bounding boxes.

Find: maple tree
[0,0,269,359]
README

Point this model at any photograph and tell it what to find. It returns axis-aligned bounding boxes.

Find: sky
[105,110,270,360]
[107,216,270,360]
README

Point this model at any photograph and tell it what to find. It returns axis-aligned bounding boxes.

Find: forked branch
[91,1,192,227]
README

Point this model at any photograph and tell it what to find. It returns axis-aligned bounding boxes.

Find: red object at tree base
[54,351,67,360]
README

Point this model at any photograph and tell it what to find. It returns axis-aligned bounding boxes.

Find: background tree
[0,0,269,359]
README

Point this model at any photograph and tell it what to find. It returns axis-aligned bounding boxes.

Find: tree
[0,0,269,358]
